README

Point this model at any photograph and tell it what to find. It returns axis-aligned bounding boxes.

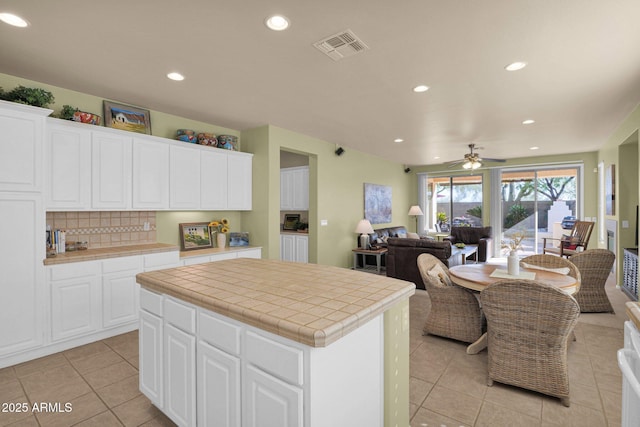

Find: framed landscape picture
[283,214,300,230]
[229,232,249,247]
[179,222,213,251]
[103,100,152,134]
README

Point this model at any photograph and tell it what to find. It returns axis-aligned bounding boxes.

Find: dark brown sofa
[385,237,459,290]
[444,226,493,262]
[356,226,408,268]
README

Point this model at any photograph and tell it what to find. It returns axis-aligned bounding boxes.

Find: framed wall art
[364,183,392,224]
[179,222,213,251]
[103,100,152,134]
[283,214,300,231]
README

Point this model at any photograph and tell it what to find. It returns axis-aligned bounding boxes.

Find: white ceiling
[2,0,640,166]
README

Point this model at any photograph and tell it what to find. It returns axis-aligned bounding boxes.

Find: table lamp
[355,219,374,249]
[408,205,424,231]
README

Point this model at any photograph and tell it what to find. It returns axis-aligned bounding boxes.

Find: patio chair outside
[542,221,594,258]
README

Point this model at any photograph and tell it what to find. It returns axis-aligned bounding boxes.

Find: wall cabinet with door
[280,166,309,211]
[44,117,252,211]
[280,233,308,263]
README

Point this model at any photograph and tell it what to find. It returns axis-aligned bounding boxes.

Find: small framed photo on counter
[230,232,249,247]
[179,222,213,250]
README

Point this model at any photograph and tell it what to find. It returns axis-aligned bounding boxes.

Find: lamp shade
[408,205,424,216]
[354,219,374,234]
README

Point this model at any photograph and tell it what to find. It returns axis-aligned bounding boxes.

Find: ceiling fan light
[471,161,481,169]
[462,161,472,170]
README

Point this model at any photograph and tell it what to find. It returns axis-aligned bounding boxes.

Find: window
[425,175,483,231]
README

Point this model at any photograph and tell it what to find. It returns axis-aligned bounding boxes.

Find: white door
[198,340,241,427]
[165,324,196,427]
[0,193,44,356]
[295,235,309,263]
[92,132,132,209]
[201,149,228,209]
[132,138,169,209]
[170,145,201,209]
[45,122,91,209]
[103,273,139,328]
[139,310,163,408]
[50,275,101,341]
[243,365,303,427]
[227,154,252,210]
[0,103,46,192]
[280,235,295,262]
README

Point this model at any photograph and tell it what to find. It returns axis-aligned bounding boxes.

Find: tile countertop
[43,243,179,265]
[626,301,640,331]
[136,258,415,347]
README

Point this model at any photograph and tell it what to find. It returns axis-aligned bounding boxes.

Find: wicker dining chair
[417,253,484,344]
[520,254,581,292]
[480,279,580,407]
[569,249,616,313]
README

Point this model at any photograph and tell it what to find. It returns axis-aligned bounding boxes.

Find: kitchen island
[136,257,415,427]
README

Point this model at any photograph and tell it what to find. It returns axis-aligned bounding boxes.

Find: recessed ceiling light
[413,85,429,93]
[167,72,184,81]
[530,146,540,150]
[434,156,440,160]
[265,15,289,31]
[522,119,535,125]
[505,61,527,71]
[0,12,28,27]
[394,138,404,143]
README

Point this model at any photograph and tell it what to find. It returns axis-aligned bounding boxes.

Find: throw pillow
[397,231,407,238]
[427,263,452,287]
[407,232,420,239]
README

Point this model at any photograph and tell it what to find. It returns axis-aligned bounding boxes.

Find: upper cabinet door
[227,153,252,210]
[92,131,132,209]
[170,145,201,209]
[201,149,228,210]
[0,101,49,192]
[45,121,91,210]
[133,138,169,210]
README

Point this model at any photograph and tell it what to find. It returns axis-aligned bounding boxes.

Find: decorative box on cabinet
[623,248,638,301]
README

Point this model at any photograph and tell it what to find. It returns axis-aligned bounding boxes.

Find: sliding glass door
[426,175,483,231]
[500,167,579,256]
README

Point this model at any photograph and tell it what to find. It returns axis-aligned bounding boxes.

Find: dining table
[448,263,580,354]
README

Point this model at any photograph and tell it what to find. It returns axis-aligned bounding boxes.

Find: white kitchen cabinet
[140,309,164,408]
[133,137,169,209]
[0,193,45,358]
[197,340,241,427]
[102,256,141,328]
[280,166,308,211]
[244,365,303,427]
[143,251,181,271]
[201,149,228,210]
[45,120,91,210]
[227,153,252,210]
[170,145,201,209]
[49,261,101,342]
[181,247,262,266]
[0,101,49,192]
[92,131,132,209]
[280,234,308,263]
[165,323,196,427]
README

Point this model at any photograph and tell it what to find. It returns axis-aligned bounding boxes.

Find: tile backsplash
[46,211,156,249]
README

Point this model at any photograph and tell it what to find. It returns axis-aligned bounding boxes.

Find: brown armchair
[543,221,594,258]
[444,226,493,262]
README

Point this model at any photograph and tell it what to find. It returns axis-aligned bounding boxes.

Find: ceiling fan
[447,143,506,169]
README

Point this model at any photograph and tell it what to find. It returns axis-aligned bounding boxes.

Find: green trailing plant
[59,104,78,120]
[466,206,482,219]
[0,85,55,108]
[504,204,531,229]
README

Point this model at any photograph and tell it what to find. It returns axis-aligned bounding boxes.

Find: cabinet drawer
[102,256,140,274]
[182,255,211,266]
[198,310,241,355]
[210,253,237,262]
[144,252,180,271]
[49,261,99,281]
[245,331,304,386]
[140,288,163,316]
[165,297,196,334]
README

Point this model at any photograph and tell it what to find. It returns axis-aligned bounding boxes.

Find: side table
[352,248,388,274]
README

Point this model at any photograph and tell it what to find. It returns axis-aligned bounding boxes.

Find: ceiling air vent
[313,29,369,61]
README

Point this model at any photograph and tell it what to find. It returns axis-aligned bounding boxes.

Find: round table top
[449,263,578,294]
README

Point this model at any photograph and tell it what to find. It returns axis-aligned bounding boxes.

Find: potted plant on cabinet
[0,85,55,108]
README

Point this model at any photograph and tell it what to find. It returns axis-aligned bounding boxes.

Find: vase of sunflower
[209,219,230,248]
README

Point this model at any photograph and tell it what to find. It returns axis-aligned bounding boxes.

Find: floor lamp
[355,219,374,249]
[408,205,424,232]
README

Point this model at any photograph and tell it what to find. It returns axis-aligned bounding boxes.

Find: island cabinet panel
[164,324,196,427]
[198,340,241,427]
[139,309,163,408]
[132,138,169,209]
[243,364,303,427]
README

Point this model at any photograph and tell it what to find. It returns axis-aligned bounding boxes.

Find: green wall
[242,125,413,267]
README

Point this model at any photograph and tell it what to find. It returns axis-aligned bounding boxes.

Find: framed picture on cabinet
[103,100,152,134]
[179,222,213,251]
[283,214,300,231]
